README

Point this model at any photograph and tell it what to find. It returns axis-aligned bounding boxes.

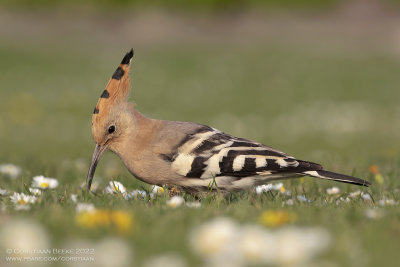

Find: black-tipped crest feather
[121,49,134,65]
[112,67,125,80]
[100,90,109,98]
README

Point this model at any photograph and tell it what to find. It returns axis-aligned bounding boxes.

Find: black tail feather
[303,170,371,186]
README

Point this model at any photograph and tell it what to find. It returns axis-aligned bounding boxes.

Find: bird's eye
[108,125,115,134]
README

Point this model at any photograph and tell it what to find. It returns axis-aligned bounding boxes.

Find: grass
[0,18,400,266]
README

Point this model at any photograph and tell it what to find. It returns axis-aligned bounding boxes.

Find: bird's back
[141,121,325,191]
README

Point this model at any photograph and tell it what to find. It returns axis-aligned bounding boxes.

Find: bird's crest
[92,49,134,124]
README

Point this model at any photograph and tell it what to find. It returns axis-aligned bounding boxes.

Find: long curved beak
[87,144,107,191]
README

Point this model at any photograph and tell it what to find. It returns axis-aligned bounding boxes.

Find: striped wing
[168,126,321,179]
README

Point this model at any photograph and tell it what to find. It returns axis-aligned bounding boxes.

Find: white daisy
[190,217,238,255]
[150,185,165,199]
[105,181,127,194]
[274,227,331,265]
[31,175,59,189]
[349,190,361,198]
[361,192,372,201]
[239,225,273,264]
[93,238,133,267]
[190,218,331,266]
[29,188,42,196]
[378,198,397,206]
[326,187,340,195]
[190,217,242,266]
[255,183,284,195]
[167,196,185,208]
[283,199,294,206]
[0,163,21,179]
[152,185,165,194]
[9,192,37,210]
[0,219,50,257]
[186,202,201,208]
[0,188,9,196]
[71,194,78,203]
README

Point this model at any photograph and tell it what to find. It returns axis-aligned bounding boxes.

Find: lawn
[0,9,400,267]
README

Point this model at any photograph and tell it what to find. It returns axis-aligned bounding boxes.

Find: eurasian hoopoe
[87,49,370,193]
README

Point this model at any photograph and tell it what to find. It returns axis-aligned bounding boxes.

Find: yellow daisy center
[40,182,49,188]
[157,187,165,194]
[113,186,120,192]
[18,199,27,205]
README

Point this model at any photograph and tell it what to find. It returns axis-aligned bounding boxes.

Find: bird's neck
[111,105,162,159]
[108,106,164,182]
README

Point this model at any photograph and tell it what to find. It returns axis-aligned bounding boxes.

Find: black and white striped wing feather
[169,126,321,180]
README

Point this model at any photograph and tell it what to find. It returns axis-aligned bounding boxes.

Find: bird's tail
[303,170,370,186]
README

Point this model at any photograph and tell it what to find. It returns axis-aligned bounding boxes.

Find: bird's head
[87,49,134,191]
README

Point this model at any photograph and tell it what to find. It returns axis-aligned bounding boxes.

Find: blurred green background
[0,0,400,266]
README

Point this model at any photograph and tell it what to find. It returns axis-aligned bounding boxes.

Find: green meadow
[0,6,400,267]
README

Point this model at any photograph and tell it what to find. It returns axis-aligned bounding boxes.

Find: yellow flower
[76,209,133,234]
[259,210,296,227]
[111,210,133,234]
